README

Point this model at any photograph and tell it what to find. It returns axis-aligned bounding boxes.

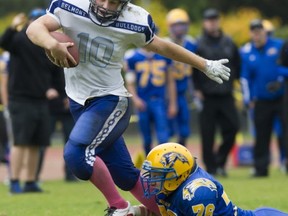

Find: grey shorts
[8,100,50,147]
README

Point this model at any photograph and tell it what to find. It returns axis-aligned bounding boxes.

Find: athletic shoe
[10,180,22,194]
[128,204,157,216]
[216,167,228,178]
[104,201,131,216]
[23,182,43,193]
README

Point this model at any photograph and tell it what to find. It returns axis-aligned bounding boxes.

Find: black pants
[253,98,284,175]
[199,95,239,174]
[283,81,288,168]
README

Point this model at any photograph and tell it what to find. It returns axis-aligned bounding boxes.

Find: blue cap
[29,8,46,20]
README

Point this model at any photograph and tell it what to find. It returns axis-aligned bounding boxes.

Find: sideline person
[240,19,284,177]
[193,8,241,177]
[0,9,63,193]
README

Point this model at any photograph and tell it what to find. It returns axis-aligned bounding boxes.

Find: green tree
[159,0,288,24]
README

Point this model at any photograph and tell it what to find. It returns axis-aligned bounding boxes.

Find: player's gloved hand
[203,59,231,84]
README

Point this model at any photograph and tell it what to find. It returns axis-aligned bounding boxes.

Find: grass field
[0,168,287,216]
[0,133,287,215]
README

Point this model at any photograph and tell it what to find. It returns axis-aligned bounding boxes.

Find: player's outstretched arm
[145,36,231,84]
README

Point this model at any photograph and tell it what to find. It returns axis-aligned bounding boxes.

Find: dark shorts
[8,100,50,147]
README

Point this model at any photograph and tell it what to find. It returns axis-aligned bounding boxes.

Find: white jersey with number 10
[47,0,156,105]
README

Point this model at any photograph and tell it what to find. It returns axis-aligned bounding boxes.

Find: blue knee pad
[64,140,93,180]
[254,207,288,216]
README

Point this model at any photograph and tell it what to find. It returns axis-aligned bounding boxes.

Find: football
[45,31,79,68]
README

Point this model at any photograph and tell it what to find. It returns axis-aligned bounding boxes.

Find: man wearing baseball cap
[193,8,241,177]
[202,8,220,20]
[240,18,285,177]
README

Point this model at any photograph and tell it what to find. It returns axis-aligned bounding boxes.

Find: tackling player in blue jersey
[27,0,230,215]
[124,48,177,155]
[165,9,197,146]
[140,143,288,216]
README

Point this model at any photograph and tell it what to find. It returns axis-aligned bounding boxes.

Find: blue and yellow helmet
[166,8,190,26]
[140,143,195,198]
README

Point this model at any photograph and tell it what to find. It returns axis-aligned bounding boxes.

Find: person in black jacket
[0,9,63,193]
[193,8,241,177]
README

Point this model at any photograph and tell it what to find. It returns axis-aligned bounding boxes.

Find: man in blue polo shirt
[240,19,285,177]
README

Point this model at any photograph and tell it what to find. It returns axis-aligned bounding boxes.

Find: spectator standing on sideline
[124,47,177,155]
[245,20,286,171]
[140,142,288,216]
[36,67,77,182]
[165,8,197,146]
[279,39,288,173]
[0,9,63,193]
[240,19,284,177]
[193,8,241,177]
[26,0,230,215]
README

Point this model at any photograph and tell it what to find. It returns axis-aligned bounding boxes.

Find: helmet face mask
[170,23,189,40]
[140,143,195,199]
[141,160,178,198]
[89,0,130,26]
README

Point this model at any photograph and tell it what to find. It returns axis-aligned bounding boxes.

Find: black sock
[10,179,19,184]
[25,181,35,185]
[178,137,187,146]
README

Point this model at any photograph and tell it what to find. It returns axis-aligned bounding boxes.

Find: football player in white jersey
[26,0,230,215]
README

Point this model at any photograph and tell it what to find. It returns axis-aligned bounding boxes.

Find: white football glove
[203,59,231,84]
